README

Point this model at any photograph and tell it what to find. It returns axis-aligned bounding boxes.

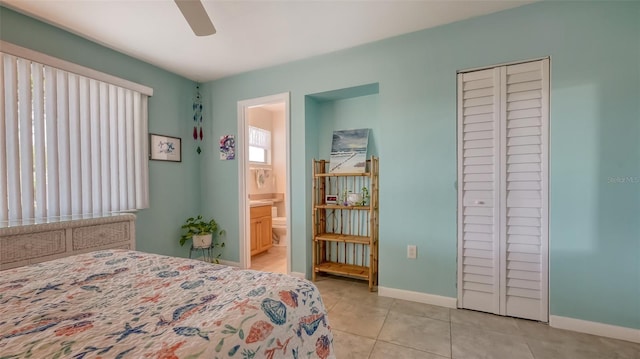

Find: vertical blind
[248,126,271,163]
[0,49,150,222]
[249,126,271,149]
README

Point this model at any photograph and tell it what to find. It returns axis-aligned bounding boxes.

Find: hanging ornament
[193,84,203,154]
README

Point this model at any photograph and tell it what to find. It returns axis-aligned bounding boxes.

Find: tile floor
[249,245,287,274]
[311,275,640,359]
[246,254,639,358]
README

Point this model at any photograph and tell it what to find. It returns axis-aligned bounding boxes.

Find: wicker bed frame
[0,213,135,270]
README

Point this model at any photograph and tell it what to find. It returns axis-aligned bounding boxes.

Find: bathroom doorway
[237,93,290,274]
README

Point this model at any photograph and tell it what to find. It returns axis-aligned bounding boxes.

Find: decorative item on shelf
[180,215,225,263]
[329,128,370,173]
[347,192,363,206]
[360,186,370,206]
[340,189,368,206]
[340,189,349,206]
[192,84,204,154]
[325,194,338,205]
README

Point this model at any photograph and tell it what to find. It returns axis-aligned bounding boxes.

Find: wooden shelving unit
[312,157,379,291]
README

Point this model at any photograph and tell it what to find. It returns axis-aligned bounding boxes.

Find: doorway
[237,93,290,274]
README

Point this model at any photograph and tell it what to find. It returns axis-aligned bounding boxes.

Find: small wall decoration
[150,134,182,162]
[219,134,235,160]
[193,84,204,154]
[329,128,370,173]
[253,168,272,189]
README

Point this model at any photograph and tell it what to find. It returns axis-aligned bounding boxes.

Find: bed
[0,249,335,358]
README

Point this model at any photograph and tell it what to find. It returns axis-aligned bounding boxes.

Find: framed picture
[329,128,370,173]
[149,133,182,162]
[219,134,235,160]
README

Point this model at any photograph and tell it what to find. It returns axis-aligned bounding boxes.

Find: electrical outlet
[407,245,417,259]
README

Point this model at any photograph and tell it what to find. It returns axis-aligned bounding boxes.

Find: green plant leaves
[179,216,225,249]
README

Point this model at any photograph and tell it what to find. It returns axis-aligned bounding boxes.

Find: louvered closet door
[501,59,549,321]
[457,68,502,314]
[457,58,549,322]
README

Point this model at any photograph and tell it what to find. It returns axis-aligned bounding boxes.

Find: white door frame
[237,92,291,272]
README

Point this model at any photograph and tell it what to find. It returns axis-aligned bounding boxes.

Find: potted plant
[180,215,225,253]
[359,186,370,206]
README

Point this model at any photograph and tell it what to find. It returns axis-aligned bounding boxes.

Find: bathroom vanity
[249,204,272,256]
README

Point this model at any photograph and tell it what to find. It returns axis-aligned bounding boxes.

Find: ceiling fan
[174,0,216,36]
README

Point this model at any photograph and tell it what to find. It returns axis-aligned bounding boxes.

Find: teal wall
[0,6,199,259]
[315,94,380,158]
[200,2,640,329]
[2,1,639,330]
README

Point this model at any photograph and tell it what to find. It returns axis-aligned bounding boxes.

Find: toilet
[271,206,287,246]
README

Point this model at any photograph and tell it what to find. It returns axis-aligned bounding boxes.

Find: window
[248,126,271,164]
[248,146,266,163]
[0,41,152,222]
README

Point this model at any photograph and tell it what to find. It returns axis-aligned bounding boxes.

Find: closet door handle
[474,200,485,205]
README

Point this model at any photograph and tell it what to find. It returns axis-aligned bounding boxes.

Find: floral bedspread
[0,250,334,358]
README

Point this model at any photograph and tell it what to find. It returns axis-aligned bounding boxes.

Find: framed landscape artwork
[329,129,369,173]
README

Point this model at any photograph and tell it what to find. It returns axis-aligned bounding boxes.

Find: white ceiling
[2,0,534,82]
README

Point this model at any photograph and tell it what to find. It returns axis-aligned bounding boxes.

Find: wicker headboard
[0,214,136,270]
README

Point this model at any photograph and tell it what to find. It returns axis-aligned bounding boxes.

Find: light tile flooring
[312,275,640,359]
[249,245,287,274]
[247,255,639,358]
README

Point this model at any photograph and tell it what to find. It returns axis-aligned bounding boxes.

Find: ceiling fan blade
[174,0,216,36]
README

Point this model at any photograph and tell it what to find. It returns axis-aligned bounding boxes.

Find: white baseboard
[289,271,306,279]
[217,259,240,267]
[378,286,457,308]
[550,315,640,343]
[190,256,240,267]
[377,287,639,343]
